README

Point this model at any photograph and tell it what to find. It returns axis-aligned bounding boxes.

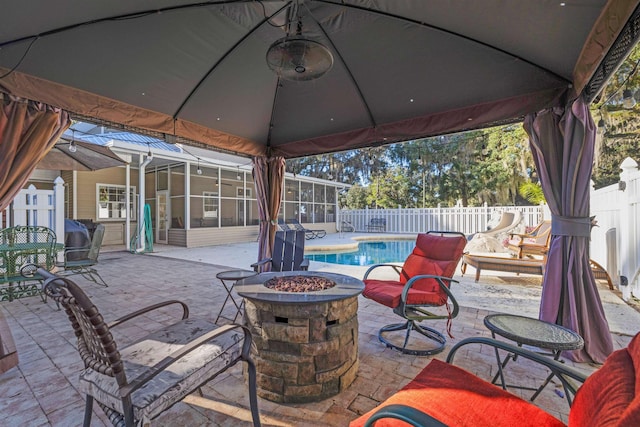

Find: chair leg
[83,395,93,427]
[244,356,262,427]
[88,269,108,287]
[378,320,447,356]
[77,267,108,287]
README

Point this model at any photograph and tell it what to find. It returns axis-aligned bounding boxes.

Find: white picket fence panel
[339,205,544,235]
[589,158,640,301]
[2,178,65,245]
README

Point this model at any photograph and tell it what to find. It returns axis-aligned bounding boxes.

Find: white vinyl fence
[1,177,65,245]
[338,205,544,236]
[591,157,640,301]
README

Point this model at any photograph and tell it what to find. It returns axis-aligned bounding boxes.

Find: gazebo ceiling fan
[265,2,333,82]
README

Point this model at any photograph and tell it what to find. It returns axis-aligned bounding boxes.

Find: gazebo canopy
[1,1,639,158]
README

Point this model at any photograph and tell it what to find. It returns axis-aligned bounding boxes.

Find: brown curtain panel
[252,156,285,271]
[0,93,71,210]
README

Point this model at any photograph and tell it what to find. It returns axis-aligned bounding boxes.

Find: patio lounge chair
[350,333,640,427]
[362,231,467,356]
[461,254,545,282]
[462,254,615,289]
[507,220,551,258]
[28,266,261,427]
[57,223,107,286]
[478,211,522,237]
[251,230,309,272]
[286,218,327,239]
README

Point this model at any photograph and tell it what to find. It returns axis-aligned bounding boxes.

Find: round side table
[214,269,257,324]
[484,313,583,402]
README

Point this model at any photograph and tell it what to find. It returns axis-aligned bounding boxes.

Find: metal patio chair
[24,265,261,427]
[58,223,107,286]
[362,231,467,356]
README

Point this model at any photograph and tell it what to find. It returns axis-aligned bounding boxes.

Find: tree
[591,43,640,188]
[342,184,370,209]
[366,167,413,208]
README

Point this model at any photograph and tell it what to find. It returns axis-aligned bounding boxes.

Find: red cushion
[350,359,565,427]
[362,280,404,308]
[412,233,467,277]
[363,279,447,307]
[569,333,640,427]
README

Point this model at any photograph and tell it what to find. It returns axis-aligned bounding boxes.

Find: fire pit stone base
[243,296,359,403]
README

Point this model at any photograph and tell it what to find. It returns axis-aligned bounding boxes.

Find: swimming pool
[306,239,414,266]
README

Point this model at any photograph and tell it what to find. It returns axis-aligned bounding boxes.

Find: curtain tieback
[551,214,592,237]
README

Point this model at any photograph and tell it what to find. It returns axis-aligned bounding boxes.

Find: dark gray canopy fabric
[0,1,638,158]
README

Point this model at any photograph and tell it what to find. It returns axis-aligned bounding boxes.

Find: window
[97,184,136,220]
[203,191,218,218]
[237,187,252,197]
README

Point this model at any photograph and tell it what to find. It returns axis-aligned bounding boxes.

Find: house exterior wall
[25,142,344,248]
[73,167,139,246]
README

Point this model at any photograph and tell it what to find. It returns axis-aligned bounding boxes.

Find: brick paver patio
[0,249,635,426]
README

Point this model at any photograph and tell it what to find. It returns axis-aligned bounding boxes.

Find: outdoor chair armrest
[364,404,448,427]
[62,246,90,261]
[363,263,403,280]
[251,258,272,272]
[120,323,253,397]
[300,258,310,270]
[401,276,460,319]
[107,300,189,329]
[447,337,588,400]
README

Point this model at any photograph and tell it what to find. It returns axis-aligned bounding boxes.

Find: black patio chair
[286,218,326,239]
[23,265,261,427]
[251,230,309,272]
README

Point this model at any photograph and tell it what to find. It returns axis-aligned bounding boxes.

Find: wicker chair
[29,266,261,427]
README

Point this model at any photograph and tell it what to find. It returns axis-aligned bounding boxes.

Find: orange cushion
[569,333,640,427]
[349,359,565,427]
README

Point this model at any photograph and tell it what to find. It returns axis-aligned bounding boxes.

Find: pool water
[306,240,415,266]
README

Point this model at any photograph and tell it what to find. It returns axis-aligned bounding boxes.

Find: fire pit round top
[236,271,364,304]
[264,275,337,292]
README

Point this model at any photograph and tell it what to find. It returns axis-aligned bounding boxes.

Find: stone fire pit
[235,271,364,403]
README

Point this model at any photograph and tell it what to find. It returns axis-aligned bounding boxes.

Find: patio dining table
[0,242,63,276]
[0,238,63,301]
